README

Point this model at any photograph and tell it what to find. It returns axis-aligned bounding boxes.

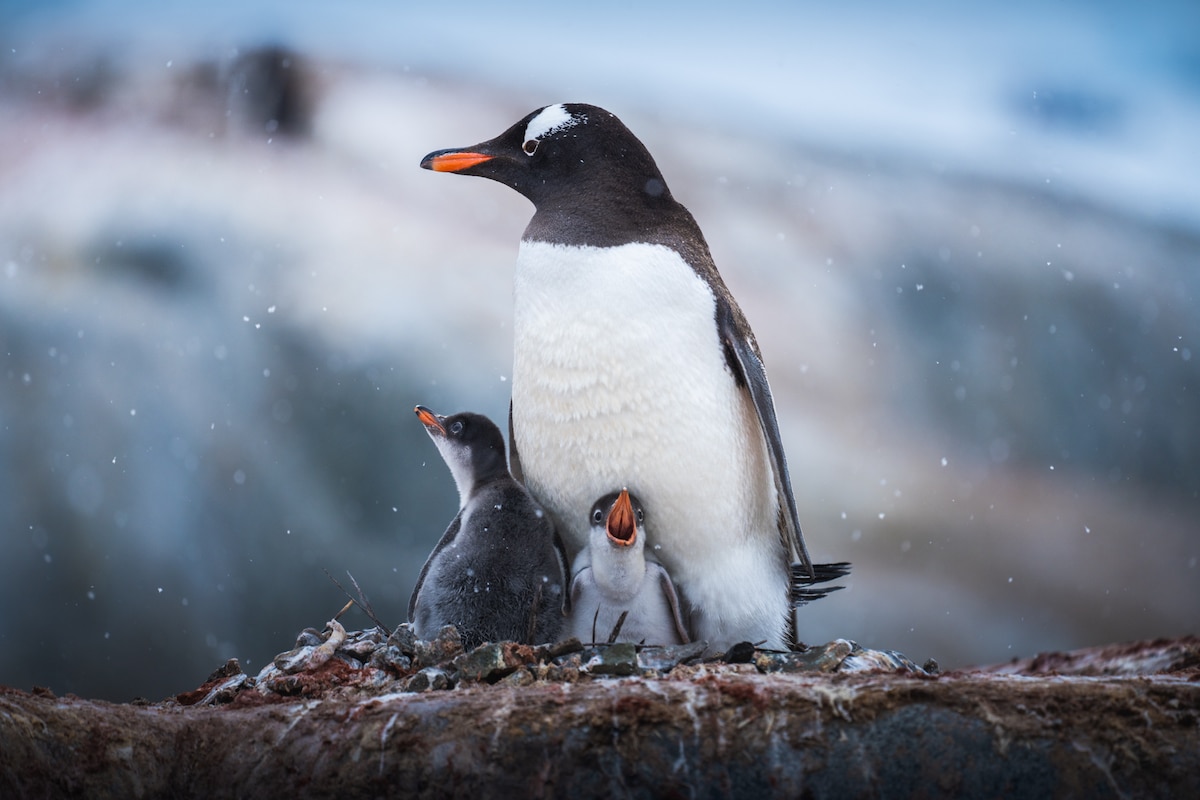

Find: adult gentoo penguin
[568,488,690,646]
[420,103,844,650]
[409,405,569,648]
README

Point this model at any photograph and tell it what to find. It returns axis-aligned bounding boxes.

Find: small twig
[346,571,391,637]
[323,569,352,605]
[323,569,392,636]
[332,599,355,622]
[606,610,629,644]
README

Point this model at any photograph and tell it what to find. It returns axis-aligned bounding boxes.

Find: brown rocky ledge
[2,635,1197,799]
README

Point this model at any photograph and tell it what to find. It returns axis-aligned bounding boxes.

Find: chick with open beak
[566,488,689,645]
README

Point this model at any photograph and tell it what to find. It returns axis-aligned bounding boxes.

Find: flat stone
[636,640,708,672]
[754,639,854,674]
[840,645,927,673]
[547,637,584,658]
[457,643,518,683]
[584,643,638,676]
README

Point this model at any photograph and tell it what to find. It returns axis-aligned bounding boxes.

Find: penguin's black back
[414,480,565,649]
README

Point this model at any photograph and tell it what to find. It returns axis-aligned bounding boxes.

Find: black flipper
[569,566,590,625]
[715,298,816,586]
[508,400,525,485]
[552,524,573,614]
[407,512,463,622]
[652,562,692,644]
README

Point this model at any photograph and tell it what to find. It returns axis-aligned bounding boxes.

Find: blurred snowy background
[1,0,1197,701]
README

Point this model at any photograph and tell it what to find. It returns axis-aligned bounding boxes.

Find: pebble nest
[175,619,936,708]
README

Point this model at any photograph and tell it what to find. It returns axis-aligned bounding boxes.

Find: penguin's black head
[419,103,675,215]
[415,405,509,493]
[589,488,645,547]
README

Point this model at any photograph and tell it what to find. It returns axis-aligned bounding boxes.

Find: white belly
[568,564,686,646]
[512,240,788,648]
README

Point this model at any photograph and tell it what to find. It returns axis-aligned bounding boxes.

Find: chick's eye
[522,139,539,156]
[449,421,464,435]
[591,509,603,524]
[636,509,644,523]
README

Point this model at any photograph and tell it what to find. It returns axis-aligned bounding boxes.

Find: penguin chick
[409,405,569,649]
[567,488,689,646]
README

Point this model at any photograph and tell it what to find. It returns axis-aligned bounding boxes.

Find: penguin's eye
[449,421,464,435]
[591,508,603,525]
[522,139,539,156]
[636,508,644,523]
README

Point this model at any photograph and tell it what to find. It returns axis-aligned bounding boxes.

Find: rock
[387,624,420,658]
[723,641,757,663]
[413,625,465,668]
[294,629,326,648]
[174,659,249,708]
[547,637,585,659]
[339,628,386,660]
[404,667,451,693]
[194,674,250,707]
[498,668,535,688]
[582,642,638,676]
[983,636,1200,677]
[636,641,708,672]
[754,639,855,673]
[204,659,245,683]
[456,643,518,683]
[2,637,1197,798]
[840,644,928,673]
[369,646,412,674]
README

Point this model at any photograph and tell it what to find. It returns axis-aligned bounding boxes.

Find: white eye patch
[522,103,584,149]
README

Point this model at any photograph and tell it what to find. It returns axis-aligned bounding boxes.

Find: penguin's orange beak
[606,488,637,547]
[420,150,495,173]
[414,405,445,434]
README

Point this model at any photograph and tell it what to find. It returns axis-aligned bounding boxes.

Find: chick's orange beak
[414,405,445,434]
[606,488,637,546]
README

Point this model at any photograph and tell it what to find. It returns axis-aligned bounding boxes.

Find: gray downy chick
[568,488,689,646]
[409,405,569,649]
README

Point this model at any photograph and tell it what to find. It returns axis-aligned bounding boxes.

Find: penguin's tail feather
[789,561,851,606]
